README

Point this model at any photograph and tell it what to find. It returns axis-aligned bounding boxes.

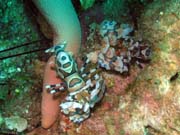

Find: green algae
[0,114,4,126]
[158,40,170,53]
[0,0,43,102]
[0,1,43,133]
[80,0,95,10]
[104,115,116,135]
[103,0,129,22]
[0,85,9,100]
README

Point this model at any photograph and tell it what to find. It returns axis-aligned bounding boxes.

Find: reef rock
[5,116,28,132]
[60,0,180,135]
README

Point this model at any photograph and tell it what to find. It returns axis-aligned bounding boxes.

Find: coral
[5,116,28,132]
[123,0,180,134]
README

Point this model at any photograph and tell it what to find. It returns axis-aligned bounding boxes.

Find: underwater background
[0,0,180,135]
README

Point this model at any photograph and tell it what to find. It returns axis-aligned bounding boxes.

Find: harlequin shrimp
[45,20,151,123]
[45,42,105,123]
[97,20,151,73]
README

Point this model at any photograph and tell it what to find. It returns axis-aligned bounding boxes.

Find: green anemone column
[33,0,81,54]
